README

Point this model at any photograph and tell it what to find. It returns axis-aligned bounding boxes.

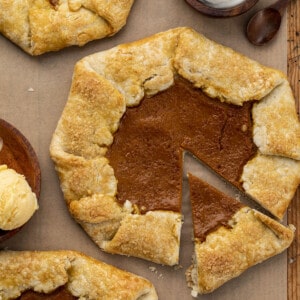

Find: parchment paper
[0,1,289,299]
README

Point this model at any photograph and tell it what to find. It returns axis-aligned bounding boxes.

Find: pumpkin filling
[17,286,77,300]
[188,173,244,242]
[106,78,257,214]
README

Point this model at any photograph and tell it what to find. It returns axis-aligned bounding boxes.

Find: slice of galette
[186,173,294,295]
[50,27,300,266]
[0,250,157,299]
[0,0,134,55]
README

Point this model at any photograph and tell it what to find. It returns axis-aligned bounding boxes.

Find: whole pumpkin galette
[50,27,300,270]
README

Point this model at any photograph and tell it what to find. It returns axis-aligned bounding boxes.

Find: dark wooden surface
[287,0,300,299]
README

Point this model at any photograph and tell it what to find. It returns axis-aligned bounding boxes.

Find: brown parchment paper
[0,0,290,299]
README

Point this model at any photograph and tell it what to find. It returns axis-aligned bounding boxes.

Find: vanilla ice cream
[0,165,38,230]
[201,0,246,8]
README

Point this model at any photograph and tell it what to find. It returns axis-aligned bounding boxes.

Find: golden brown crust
[241,152,300,219]
[173,29,285,106]
[0,0,134,55]
[50,27,300,265]
[252,80,300,160]
[0,250,158,300]
[101,211,182,265]
[186,207,295,295]
[75,209,182,266]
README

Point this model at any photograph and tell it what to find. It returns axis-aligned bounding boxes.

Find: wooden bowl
[185,0,259,17]
[0,119,41,242]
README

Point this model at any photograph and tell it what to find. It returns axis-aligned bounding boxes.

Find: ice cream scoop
[0,165,38,230]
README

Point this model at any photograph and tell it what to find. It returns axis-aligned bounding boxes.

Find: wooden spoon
[246,0,291,46]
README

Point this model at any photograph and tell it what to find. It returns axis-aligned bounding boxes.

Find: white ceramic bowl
[185,0,259,17]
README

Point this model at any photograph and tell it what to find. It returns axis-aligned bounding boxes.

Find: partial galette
[0,0,134,55]
[0,250,157,299]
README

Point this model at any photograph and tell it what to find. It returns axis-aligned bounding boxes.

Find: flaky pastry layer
[50,27,300,266]
[0,250,157,300]
[0,0,134,55]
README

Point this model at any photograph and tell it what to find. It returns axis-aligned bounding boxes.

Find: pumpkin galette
[50,27,300,266]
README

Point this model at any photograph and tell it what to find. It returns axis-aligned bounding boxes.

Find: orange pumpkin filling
[106,78,256,214]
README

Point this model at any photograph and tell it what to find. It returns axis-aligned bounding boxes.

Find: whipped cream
[201,0,246,9]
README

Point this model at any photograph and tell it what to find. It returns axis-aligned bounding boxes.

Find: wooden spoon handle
[270,0,291,15]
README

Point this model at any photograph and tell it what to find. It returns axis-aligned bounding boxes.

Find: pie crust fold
[0,250,158,300]
[0,0,134,55]
[187,207,294,294]
[186,174,295,295]
[50,27,300,265]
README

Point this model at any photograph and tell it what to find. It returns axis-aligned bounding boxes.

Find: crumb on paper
[174,264,183,270]
[149,266,157,273]
[27,87,35,92]
[191,290,198,298]
[148,266,164,279]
